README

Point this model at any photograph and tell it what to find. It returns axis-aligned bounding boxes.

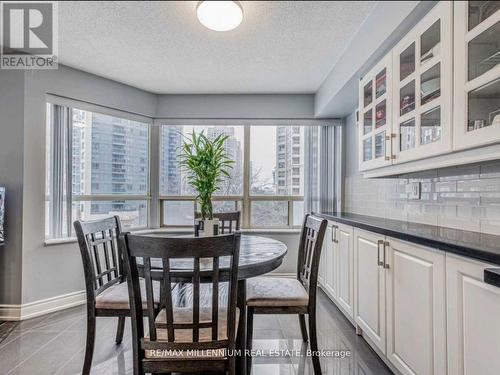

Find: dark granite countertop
[314,212,500,266]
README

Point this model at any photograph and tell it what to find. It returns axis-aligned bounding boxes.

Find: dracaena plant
[178,130,234,220]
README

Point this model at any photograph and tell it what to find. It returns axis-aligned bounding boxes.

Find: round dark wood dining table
[134,233,288,374]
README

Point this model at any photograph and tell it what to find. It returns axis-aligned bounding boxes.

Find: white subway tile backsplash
[345,114,500,235]
[435,181,457,192]
[438,192,481,206]
[480,160,500,179]
[457,178,500,192]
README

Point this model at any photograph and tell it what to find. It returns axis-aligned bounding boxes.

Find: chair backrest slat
[296,215,327,298]
[122,233,241,356]
[195,211,241,234]
[162,258,176,342]
[212,256,219,341]
[74,216,123,303]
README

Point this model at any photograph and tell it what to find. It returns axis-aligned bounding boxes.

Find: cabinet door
[336,223,354,319]
[318,227,330,286]
[358,52,394,171]
[453,1,500,150]
[324,225,337,300]
[447,254,500,375]
[386,238,446,375]
[354,229,386,354]
[392,1,453,163]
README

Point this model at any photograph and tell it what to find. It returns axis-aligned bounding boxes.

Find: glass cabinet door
[358,52,393,171]
[454,1,500,150]
[393,1,452,163]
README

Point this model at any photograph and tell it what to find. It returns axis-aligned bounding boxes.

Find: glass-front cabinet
[358,53,393,171]
[454,1,500,150]
[392,1,453,164]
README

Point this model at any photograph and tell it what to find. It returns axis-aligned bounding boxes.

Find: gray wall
[20,66,157,304]
[344,112,500,235]
[0,66,303,307]
[315,1,435,117]
[0,71,25,305]
[156,94,315,119]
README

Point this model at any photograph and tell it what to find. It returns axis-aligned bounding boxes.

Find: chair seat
[246,277,309,307]
[143,307,239,359]
[95,280,160,310]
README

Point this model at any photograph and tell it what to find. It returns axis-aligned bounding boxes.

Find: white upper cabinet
[359,52,394,171]
[453,1,500,150]
[392,1,453,164]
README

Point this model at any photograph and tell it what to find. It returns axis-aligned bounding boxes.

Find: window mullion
[150,125,160,228]
[65,107,73,236]
[242,126,251,228]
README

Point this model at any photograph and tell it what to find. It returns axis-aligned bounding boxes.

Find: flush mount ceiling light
[197,1,243,32]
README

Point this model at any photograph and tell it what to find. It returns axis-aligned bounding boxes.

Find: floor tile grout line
[4,312,87,375]
[5,328,72,375]
[0,329,29,351]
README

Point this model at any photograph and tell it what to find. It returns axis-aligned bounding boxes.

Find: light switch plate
[408,182,421,200]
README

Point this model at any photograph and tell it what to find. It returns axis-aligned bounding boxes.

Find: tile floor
[0,290,393,374]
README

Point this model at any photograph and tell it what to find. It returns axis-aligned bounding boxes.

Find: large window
[46,103,151,239]
[46,103,313,239]
[160,125,305,228]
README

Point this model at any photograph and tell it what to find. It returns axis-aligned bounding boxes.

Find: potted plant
[178,130,234,236]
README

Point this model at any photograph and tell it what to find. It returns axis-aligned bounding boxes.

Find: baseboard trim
[0,290,86,321]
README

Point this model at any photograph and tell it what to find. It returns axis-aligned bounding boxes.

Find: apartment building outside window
[46,100,315,238]
[160,125,305,229]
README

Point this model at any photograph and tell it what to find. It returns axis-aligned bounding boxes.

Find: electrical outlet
[407,182,421,200]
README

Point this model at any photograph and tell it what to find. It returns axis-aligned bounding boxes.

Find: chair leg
[115,316,126,344]
[246,307,254,375]
[228,355,236,375]
[83,313,96,375]
[299,313,309,342]
[308,312,322,375]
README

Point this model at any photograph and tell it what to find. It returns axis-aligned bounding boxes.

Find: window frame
[46,105,333,239]
[158,124,306,229]
[45,99,153,239]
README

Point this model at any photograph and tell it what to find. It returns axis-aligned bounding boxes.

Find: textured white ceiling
[58,1,376,94]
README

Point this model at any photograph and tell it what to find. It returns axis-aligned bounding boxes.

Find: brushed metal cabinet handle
[377,240,384,267]
[383,241,390,269]
[332,225,338,243]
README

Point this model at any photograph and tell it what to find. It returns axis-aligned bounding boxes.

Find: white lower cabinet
[386,238,446,375]
[324,225,337,299]
[319,226,332,294]
[446,254,500,375]
[354,229,387,354]
[324,221,500,375]
[335,223,354,319]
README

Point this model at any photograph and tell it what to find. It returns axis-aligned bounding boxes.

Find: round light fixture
[197,1,243,32]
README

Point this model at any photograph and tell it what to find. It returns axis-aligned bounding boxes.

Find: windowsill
[44,228,301,246]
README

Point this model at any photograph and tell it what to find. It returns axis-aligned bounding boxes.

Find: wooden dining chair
[74,216,161,375]
[245,214,327,375]
[121,232,241,375]
[194,211,241,234]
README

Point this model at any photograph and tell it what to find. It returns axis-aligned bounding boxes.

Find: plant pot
[196,218,220,237]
